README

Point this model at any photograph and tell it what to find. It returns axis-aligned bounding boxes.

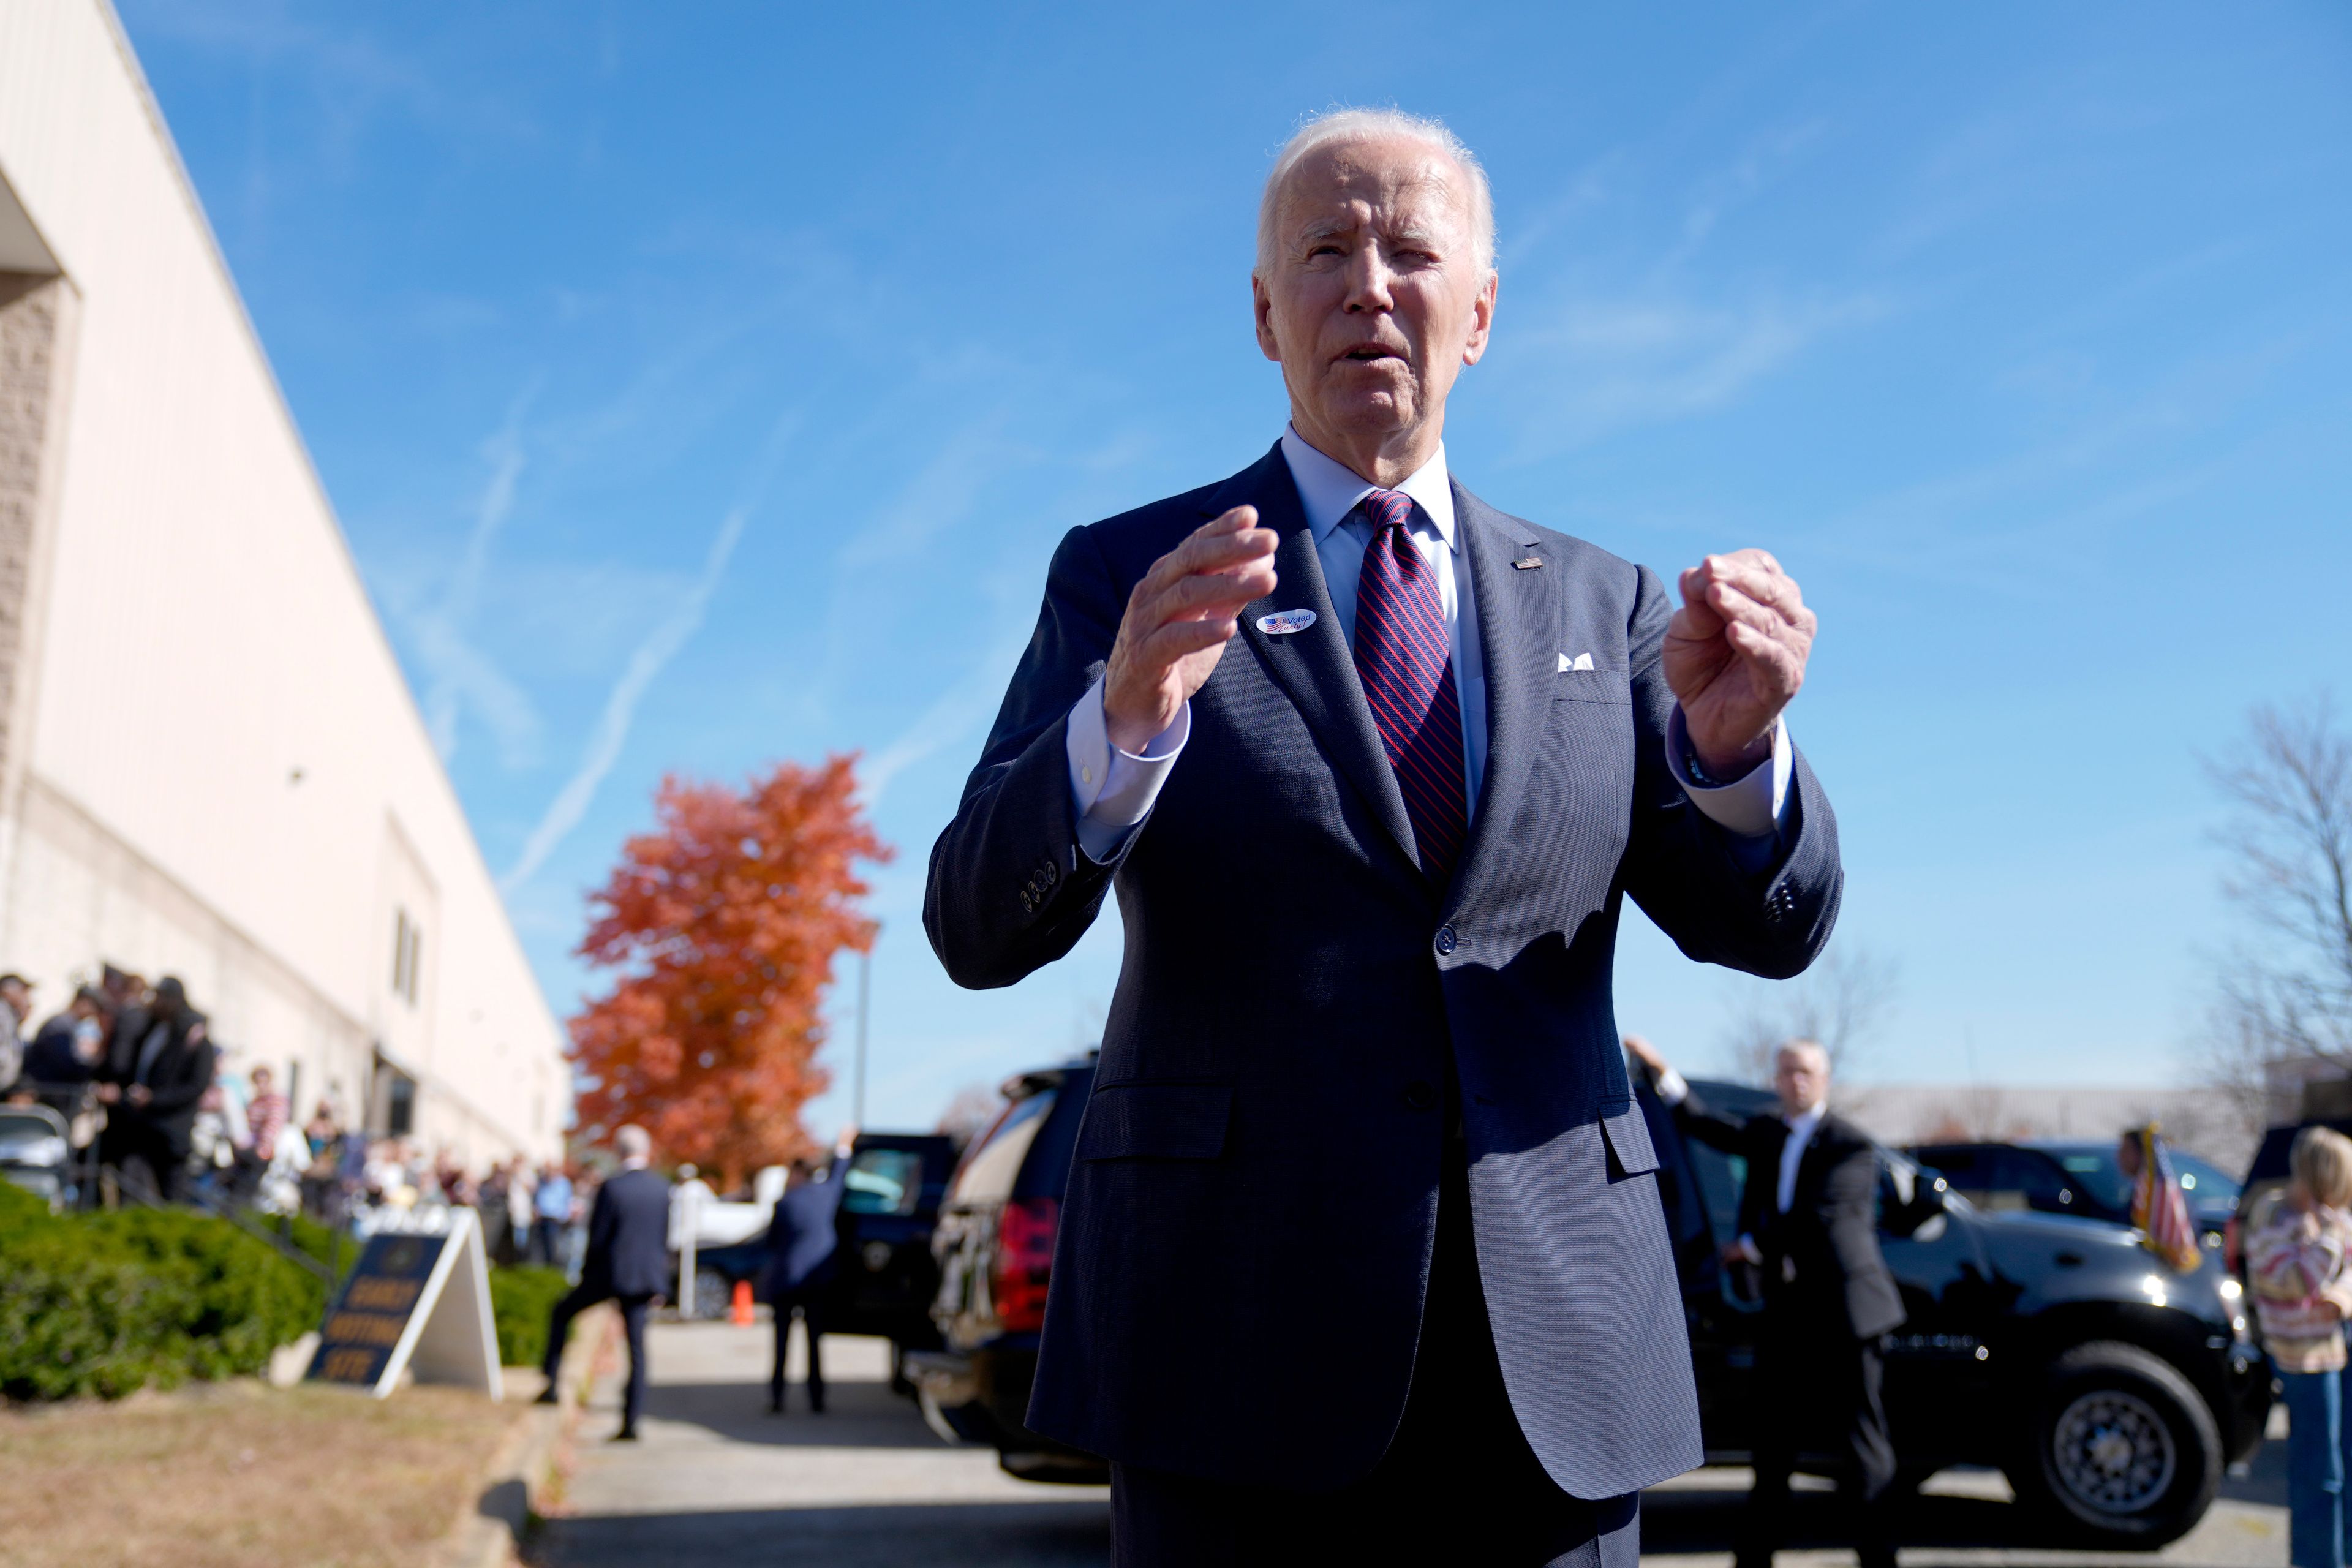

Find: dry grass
[0,1379,524,1568]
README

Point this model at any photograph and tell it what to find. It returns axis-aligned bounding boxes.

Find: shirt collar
[1784,1102,1825,1138]
[1280,425,1456,550]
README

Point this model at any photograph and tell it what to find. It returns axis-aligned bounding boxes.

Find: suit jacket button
[1402,1080,1437,1112]
[1434,924,1457,957]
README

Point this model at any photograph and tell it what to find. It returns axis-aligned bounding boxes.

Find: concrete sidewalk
[538,1319,2289,1567]
[537,1319,1108,1568]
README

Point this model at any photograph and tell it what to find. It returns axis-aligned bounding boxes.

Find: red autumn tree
[568,755,889,1185]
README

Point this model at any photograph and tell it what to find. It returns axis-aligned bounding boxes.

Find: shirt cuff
[1067,675,1189,863]
[1653,1066,1691,1106]
[1666,706,1792,853]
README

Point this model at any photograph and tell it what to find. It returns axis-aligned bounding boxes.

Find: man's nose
[1343,251,1395,314]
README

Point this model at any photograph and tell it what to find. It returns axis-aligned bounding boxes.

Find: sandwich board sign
[306,1206,503,1399]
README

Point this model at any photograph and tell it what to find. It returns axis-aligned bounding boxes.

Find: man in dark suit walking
[763,1125,856,1414]
[927,107,1841,1567]
[1626,1034,1905,1568]
[94,977,214,1203]
[536,1125,669,1440]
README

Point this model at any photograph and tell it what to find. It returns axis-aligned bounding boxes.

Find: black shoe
[809,1397,825,1415]
[766,1395,783,1415]
[533,1387,560,1406]
[612,1426,638,1442]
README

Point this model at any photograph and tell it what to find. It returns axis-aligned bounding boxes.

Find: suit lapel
[1446,483,1554,911]
[1211,445,1418,872]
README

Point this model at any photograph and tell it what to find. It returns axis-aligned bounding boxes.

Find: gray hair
[1254,108,1496,281]
[614,1124,652,1161]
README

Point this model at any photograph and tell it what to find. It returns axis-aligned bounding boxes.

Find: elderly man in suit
[1626,1034,1904,1568]
[536,1125,671,1441]
[927,107,1841,1566]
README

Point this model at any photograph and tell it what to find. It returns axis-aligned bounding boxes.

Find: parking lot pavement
[540,1319,2288,1568]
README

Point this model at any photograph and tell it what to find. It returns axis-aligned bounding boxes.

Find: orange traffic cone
[731,1280,755,1326]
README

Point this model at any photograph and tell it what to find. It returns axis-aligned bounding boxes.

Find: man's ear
[1253,274,1283,363]
[1461,270,1498,367]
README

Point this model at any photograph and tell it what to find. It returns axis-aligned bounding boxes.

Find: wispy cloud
[858,622,1035,812]
[411,385,544,767]
[499,506,748,892]
[1501,290,1888,458]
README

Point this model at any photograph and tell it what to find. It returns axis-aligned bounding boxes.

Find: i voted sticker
[1256,609,1317,636]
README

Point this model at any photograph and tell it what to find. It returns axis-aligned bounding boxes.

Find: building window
[374,1054,417,1137]
[391,908,423,1006]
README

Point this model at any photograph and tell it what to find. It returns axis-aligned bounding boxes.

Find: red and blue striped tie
[1351,488,1468,884]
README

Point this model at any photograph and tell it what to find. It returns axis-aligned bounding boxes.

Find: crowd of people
[0,965,594,1278]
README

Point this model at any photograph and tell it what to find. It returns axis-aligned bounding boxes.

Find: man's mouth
[1340,344,1405,364]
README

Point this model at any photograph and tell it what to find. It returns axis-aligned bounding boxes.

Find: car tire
[2007,1340,2222,1549]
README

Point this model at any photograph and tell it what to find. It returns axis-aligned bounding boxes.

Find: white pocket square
[1557,652,1594,673]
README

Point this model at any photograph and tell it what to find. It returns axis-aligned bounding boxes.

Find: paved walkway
[538,1319,2290,1567]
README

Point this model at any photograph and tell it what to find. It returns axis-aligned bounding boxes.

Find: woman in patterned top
[2251,1125,2352,1568]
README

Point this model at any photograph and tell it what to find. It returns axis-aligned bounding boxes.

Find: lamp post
[853,931,874,1131]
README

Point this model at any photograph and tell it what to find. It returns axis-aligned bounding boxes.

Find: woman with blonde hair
[2252,1125,2352,1567]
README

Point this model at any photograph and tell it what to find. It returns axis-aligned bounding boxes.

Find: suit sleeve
[1815,1139,1904,1336]
[925,525,1139,989]
[1620,564,1841,979]
[1671,1087,1752,1156]
[587,1183,617,1268]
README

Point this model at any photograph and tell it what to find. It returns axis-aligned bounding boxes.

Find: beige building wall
[0,0,568,1164]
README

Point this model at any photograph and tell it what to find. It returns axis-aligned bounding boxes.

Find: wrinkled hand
[1103,508,1278,754]
[1663,549,1815,776]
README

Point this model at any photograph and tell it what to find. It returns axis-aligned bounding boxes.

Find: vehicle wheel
[2008,1340,2222,1548]
[688,1266,735,1321]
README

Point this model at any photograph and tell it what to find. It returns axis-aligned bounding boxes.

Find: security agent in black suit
[763,1125,856,1414]
[94,978,216,1202]
[537,1125,671,1439]
[1627,1035,1905,1568]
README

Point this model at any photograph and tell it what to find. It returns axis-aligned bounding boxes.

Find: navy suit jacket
[925,443,1842,1498]
[764,1154,849,1298]
[585,1167,671,1300]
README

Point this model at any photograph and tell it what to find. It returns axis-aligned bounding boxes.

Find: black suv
[1908,1139,2239,1246]
[909,1054,1106,1483]
[1651,1078,2267,1548]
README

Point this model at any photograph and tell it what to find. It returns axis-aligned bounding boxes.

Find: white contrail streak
[499,507,747,892]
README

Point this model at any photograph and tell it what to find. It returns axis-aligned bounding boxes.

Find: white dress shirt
[1065,428,1791,862]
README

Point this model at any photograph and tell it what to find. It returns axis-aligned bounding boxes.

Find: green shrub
[489,1265,571,1369]
[0,1189,322,1402]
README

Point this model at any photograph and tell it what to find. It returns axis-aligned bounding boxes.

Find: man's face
[1774,1046,1828,1118]
[1254,137,1495,454]
[1,981,27,1014]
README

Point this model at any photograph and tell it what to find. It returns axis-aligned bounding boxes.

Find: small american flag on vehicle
[2133,1125,2203,1273]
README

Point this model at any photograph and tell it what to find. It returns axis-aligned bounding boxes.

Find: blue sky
[116,2,2352,1133]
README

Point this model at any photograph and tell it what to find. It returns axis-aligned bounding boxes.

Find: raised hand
[1623,1034,1668,1079]
[1663,549,1816,776]
[1103,508,1280,753]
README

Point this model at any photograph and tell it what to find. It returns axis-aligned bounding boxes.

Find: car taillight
[2223,1215,2241,1275]
[992,1196,1059,1333]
